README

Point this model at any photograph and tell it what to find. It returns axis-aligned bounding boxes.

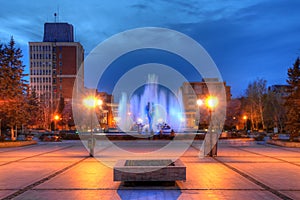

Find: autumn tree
[285,57,300,136]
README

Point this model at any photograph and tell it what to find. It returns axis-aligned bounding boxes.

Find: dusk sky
[1,0,300,97]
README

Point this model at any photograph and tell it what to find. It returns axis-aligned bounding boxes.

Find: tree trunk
[10,126,15,141]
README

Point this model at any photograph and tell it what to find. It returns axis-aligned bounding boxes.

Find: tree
[244,78,267,130]
[264,90,286,132]
[0,37,31,140]
[26,88,41,128]
[285,57,300,136]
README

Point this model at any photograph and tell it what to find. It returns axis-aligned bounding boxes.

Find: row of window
[32,85,51,91]
[185,114,196,118]
[30,45,52,52]
[30,68,63,75]
[31,61,52,67]
[30,46,64,53]
[30,53,53,60]
[30,70,52,75]
[31,77,63,83]
[33,84,63,91]
[30,61,62,67]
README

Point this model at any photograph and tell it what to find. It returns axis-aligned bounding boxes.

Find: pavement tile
[0,140,299,200]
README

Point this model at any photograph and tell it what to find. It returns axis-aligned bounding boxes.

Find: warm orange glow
[54,114,60,121]
[205,96,218,109]
[83,96,103,108]
[243,115,247,120]
[197,99,203,106]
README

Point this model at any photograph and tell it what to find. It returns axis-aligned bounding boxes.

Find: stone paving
[0,139,299,200]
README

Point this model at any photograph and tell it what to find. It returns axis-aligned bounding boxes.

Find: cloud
[1,0,300,97]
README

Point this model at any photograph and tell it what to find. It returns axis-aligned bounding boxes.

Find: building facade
[181,78,231,129]
[29,22,84,128]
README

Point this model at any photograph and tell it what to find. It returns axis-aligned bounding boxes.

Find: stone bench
[114,159,186,185]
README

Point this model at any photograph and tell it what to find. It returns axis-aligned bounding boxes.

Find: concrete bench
[114,159,186,185]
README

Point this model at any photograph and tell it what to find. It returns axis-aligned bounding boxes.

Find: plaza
[0,139,299,200]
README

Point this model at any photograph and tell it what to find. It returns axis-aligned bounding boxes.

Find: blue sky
[1,0,299,97]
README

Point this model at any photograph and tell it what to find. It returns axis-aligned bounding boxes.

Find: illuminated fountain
[117,74,184,134]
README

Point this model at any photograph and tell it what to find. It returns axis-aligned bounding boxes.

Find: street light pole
[54,114,59,132]
[197,99,203,130]
[90,108,94,157]
[205,96,218,157]
[243,115,247,134]
[83,96,103,157]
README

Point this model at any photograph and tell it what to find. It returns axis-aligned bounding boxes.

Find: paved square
[0,140,299,199]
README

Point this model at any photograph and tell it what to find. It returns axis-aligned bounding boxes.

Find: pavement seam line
[265,144,300,153]
[213,157,293,200]
[0,145,74,167]
[233,146,300,168]
[0,144,39,153]
[2,156,89,200]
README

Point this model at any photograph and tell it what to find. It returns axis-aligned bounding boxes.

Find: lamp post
[196,99,203,130]
[243,115,248,133]
[54,114,60,132]
[83,96,103,157]
[205,96,219,157]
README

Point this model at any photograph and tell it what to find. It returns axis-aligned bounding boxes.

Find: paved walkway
[0,140,299,200]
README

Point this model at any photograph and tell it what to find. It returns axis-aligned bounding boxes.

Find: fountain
[117,74,184,134]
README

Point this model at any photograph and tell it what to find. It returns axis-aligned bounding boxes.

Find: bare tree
[245,78,267,131]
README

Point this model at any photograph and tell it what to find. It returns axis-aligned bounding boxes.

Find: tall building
[29,22,84,127]
[181,78,231,128]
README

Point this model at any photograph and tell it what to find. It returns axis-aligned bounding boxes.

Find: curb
[267,140,300,148]
[0,140,37,148]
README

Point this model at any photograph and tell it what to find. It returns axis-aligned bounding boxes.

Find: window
[53,78,56,84]
[59,53,62,59]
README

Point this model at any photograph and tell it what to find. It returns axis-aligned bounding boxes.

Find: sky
[0,0,300,97]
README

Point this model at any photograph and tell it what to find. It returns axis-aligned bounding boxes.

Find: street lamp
[196,99,203,130]
[205,95,219,157]
[83,96,103,157]
[54,114,60,131]
[243,115,248,133]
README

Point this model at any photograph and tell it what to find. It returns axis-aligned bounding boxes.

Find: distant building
[181,78,231,129]
[29,22,84,128]
[268,85,290,97]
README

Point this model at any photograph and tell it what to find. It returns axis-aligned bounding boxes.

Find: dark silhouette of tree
[0,37,38,140]
[285,57,300,137]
